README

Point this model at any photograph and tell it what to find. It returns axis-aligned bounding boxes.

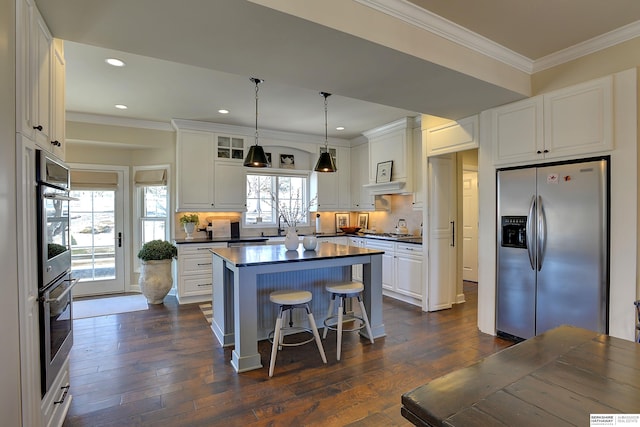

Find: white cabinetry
[492,76,613,165]
[310,146,350,211]
[363,239,423,306]
[363,117,413,195]
[175,125,248,212]
[394,242,423,300]
[350,143,375,210]
[363,239,395,293]
[16,0,66,158]
[175,242,227,304]
[425,115,479,157]
[348,236,366,281]
[412,126,424,210]
[176,129,215,211]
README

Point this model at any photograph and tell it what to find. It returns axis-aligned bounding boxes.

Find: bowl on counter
[339,226,361,234]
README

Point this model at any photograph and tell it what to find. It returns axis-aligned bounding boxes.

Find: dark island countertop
[210,242,384,267]
[173,237,268,245]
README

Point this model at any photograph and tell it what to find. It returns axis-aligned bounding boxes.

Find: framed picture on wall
[376,160,393,183]
[280,154,295,169]
[357,213,369,230]
[335,213,349,231]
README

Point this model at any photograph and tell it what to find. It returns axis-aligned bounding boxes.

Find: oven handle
[43,193,79,202]
[41,278,80,304]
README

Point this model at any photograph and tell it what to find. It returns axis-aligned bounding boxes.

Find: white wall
[1,0,23,424]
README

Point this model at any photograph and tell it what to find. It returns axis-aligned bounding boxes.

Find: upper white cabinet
[492,76,613,165]
[363,117,414,195]
[176,129,216,211]
[17,0,65,158]
[310,146,350,211]
[412,126,424,210]
[350,143,375,211]
[215,135,245,161]
[175,127,248,212]
[425,115,478,157]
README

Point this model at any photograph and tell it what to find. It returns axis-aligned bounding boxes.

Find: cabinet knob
[33,125,43,131]
[543,149,549,153]
[536,150,542,154]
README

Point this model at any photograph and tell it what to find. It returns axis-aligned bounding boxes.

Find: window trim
[133,164,171,272]
[244,170,311,228]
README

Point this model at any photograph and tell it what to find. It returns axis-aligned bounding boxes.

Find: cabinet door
[425,115,478,157]
[412,127,424,209]
[215,135,246,161]
[31,6,52,148]
[350,143,374,210]
[213,162,247,211]
[544,76,613,158]
[492,97,544,165]
[396,254,422,299]
[16,0,33,139]
[50,41,65,159]
[366,240,394,291]
[311,146,350,211]
[176,130,215,211]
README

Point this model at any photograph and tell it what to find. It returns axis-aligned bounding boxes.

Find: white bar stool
[268,289,327,377]
[322,281,374,361]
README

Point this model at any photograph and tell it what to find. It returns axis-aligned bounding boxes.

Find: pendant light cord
[321,92,331,150]
[254,79,260,146]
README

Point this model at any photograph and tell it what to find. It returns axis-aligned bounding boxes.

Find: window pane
[142,219,166,243]
[143,186,167,217]
[245,174,308,226]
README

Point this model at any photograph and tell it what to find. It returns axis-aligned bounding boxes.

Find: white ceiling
[35,0,640,140]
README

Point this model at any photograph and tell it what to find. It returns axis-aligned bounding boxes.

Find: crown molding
[355,0,533,73]
[66,112,174,131]
[532,20,640,73]
[357,0,640,75]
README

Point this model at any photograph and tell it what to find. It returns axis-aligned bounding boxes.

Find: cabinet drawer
[182,255,213,275]
[395,242,422,256]
[365,240,394,251]
[179,243,225,256]
[182,274,213,295]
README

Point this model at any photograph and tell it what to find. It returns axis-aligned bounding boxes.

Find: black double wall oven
[36,150,77,396]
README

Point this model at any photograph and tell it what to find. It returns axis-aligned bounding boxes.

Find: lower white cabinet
[41,356,71,427]
[360,239,423,306]
[175,242,227,304]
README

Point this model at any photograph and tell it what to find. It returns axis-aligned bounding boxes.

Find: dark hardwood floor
[64,282,513,426]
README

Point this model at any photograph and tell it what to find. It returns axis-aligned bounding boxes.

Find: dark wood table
[401,325,640,426]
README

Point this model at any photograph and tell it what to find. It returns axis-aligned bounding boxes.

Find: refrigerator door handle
[526,196,536,270]
[537,195,546,271]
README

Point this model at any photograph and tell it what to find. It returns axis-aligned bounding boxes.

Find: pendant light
[314,92,337,172]
[243,77,270,167]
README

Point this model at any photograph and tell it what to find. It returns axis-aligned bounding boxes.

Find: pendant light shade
[244,77,269,167]
[314,92,337,173]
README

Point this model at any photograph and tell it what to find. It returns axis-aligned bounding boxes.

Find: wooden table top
[401,325,640,426]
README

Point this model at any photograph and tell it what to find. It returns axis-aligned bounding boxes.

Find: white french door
[69,167,127,296]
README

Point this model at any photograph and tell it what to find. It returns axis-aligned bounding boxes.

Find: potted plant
[180,213,199,239]
[137,240,177,304]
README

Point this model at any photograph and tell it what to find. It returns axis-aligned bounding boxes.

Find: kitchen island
[210,243,385,373]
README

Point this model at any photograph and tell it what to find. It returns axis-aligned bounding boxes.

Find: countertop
[210,243,385,267]
[173,237,269,245]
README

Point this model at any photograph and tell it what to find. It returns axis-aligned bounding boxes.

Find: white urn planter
[183,222,196,240]
[139,259,173,304]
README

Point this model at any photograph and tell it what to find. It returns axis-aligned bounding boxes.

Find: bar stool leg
[337,295,344,361]
[323,294,336,339]
[305,304,327,364]
[269,307,284,377]
[357,295,374,344]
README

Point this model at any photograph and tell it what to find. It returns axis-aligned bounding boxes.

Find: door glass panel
[69,190,116,282]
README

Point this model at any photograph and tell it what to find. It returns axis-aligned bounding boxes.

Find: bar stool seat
[322,281,374,361]
[268,289,327,377]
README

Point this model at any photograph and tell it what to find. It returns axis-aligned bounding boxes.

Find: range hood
[363,180,410,195]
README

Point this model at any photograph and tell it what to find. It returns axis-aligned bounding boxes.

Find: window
[134,166,169,270]
[245,174,309,227]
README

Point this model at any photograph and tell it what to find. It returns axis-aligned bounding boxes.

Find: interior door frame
[69,163,130,296]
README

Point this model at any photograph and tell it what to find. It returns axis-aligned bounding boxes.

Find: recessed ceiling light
[336,126,345,131]
[105,58,125,67]
[218,109,229,114]
[114,104,128,110]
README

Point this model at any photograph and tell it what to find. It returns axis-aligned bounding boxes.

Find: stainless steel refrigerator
[496,158,608,340]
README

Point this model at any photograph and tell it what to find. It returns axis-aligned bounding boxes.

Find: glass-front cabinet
[216,135,245,160]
